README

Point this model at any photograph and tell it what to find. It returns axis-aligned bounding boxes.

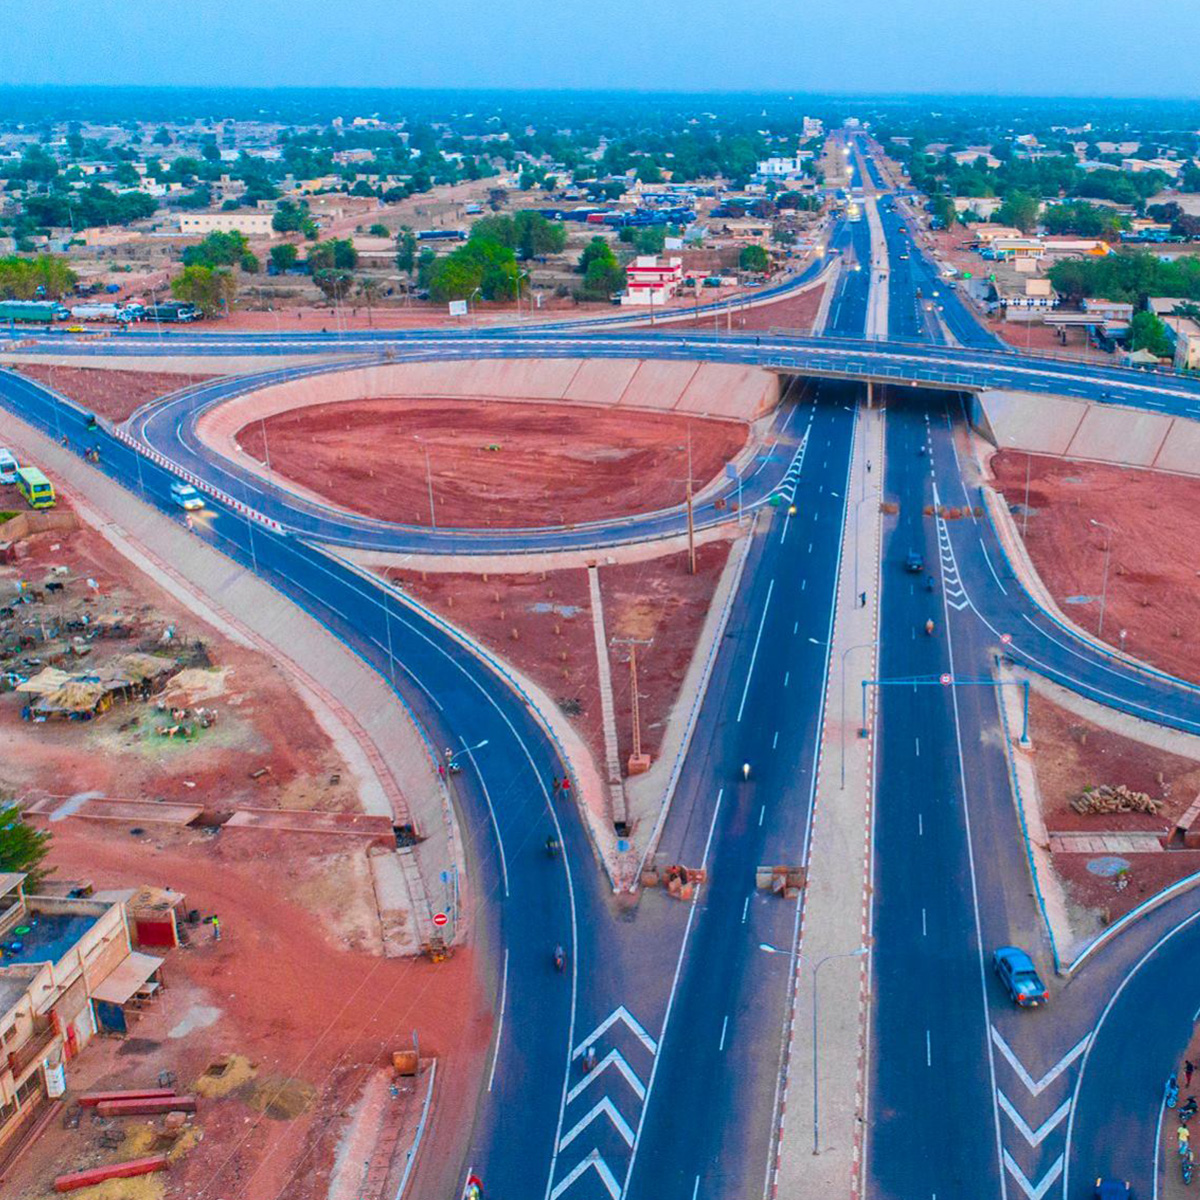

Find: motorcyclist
[924,618,935,636]
[545,834,560,857]
[553,945,566,972]
[742,762,751,781]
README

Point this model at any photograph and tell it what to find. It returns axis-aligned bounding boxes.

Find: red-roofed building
[623,255,683,306]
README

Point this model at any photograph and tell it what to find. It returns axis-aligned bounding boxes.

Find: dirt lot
[14,366,212,425]
[1031,691,1200,921]
[3,821,488,1200]
[238,399,747,530]
[992,451,1200,682]
[0,504,358,813]
[987,317,1112,360]
[645,280,826,334]
[385,540,732,777]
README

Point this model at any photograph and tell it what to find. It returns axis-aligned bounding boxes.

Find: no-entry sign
[432,912,449,928]
[940,673,952,686]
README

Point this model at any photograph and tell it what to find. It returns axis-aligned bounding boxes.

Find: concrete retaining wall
[980,387,1200,476]
[195,357,780,452]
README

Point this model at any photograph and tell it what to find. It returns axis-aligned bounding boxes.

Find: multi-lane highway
[3,135,1199,1200]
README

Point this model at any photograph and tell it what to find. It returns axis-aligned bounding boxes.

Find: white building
[178,211,274,237]
[622,256,683,307]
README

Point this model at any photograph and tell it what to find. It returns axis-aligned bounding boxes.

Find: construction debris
[1072,783,1162,815]
[55,1156,169,1192]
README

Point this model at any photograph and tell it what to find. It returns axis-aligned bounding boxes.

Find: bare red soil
[1031,692,1200,921]
[3,822,488,1200]
[16,365,212,424]
[992,451,1200,682]
[238,398,747,530]
[646,281,826,334]
[0,508,356,813]
[384,541,731,773]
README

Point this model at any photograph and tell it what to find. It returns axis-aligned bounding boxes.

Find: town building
[1081,297,1135,322]
[177,211,274,237]
[0,874,166,1163]
[622,255,683,306]
[1163,315,1200,370]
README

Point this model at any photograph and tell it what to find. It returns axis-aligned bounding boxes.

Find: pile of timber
[1072,783,1161,815]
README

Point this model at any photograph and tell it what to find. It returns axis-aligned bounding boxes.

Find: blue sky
[7,0,1200,96]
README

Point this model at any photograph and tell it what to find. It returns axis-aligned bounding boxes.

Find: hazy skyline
[8,0,1200,98]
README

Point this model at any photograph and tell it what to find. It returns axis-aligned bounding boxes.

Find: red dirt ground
[0,507,357,813]
[992,451,1200,683]
[2,821,489,1200]
[15,365,213,424]
[238,398,747,530]
[1031,692,1200,921]
[645,281,826,334]
[384,541,732,777]
[988,318,1112,361]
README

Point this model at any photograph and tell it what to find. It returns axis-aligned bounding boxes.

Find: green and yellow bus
[15,466,55,509]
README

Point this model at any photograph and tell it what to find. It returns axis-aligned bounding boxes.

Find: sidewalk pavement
[864,197,890,340]
[1,411,454,955]
[774,398,885,1199]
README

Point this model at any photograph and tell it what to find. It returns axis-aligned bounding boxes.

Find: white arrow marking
[991,1027,1090,1097]
[573,1007,658,1058]
[550,1149,622,1200]
[567,1049,646,1104]
[997,1090,1071,1147]
[558,1097,635,1152]
[947,598,970,611]
[1003,1150,1063,1200]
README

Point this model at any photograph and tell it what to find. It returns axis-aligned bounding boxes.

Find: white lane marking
[990,1028,1089,1097]
[926,1030,932,1067]
[573,1007,658,1059]
[719,1015,729,1051]
[997,1091,1070,1147]
[793,621,799,635]
[781,510,791,545]
[807,541,813,553]
[918,813,923,836]
[567,1049,646,1104]
[461,736,509,899]
[980,539,1008,595]
[691,1177,700,1200]
[784,671,790,688]
[736,579,775,723]
[915,736,920,756]
[550,1150,622,1200]
[801,579,807,591]
[921,908,927,937]
[772,730,779,749]
[487,949,509,1093]
[758,805,766,826]
[1002,1151,1063,1200]
[558,1097,635,1152]
[742,895,750,924]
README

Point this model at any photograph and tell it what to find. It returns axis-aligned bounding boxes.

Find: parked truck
[0,300,70,324]
[142,303,199,324]
[69,302,141,323]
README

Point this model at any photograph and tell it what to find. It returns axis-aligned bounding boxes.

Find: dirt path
[993,450,1200,683]
[238,398,747,529]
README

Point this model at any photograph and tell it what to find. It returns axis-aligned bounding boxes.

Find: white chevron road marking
[573,1006,658,1059]
[566,1049,646,1104]
[558,1097,635,1152]
[550,1150,622,1200]
[997,1090,1071,1147]
[1003,1150,1063,1200]
[991,1027,1090,1097]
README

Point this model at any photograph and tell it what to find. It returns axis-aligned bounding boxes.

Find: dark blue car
[1094,1180,1130,1199]
[993,946,1049,1008]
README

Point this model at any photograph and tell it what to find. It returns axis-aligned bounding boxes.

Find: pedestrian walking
[859,591,867,607]
[211,915,221,942]
[1187,1060,1195,1087]
[867,460,872,473]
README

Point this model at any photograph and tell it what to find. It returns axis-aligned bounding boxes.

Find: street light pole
[1090,518,1116,638]
[840,641,878,789]
[809,947,869,1155]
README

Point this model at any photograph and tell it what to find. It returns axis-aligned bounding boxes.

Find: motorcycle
[742,762,751,782]
[924,618,935,636]
[1181,1097,1198,1125]
[545,835,560,858]
[1169,1074,1181,1108]
[553,945,566,973]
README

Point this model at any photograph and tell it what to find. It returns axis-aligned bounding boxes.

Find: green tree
[469,215,516,249]
[0,803,52,890]
[0,254,77,299]
[153,126,172,146]
[427,238,521,302]
[270,243,299,272]
[368,223,389,238]
[739,244,770,273]
[996,191,1041,234]
[395,227,417,273]
[313,269,355,302]
[1127,309,1173,358]
[171,265,236,316]
[514,211,567,258]
[307,238,357,272]
[928,194,957,229]
[201,136,221,163]
[181,230,252,270]
[356,277,384,325]
[578,237,617,276]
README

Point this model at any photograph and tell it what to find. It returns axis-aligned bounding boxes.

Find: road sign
[940,673,952,686]
[448,299,468,317]
[1000,633,1012,645]
[432,912,449,928]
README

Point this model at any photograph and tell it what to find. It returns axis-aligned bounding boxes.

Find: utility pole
[672,426,698,575]
[612,637,652,775]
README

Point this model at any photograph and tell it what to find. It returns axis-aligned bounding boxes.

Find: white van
[0,449,18,485]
